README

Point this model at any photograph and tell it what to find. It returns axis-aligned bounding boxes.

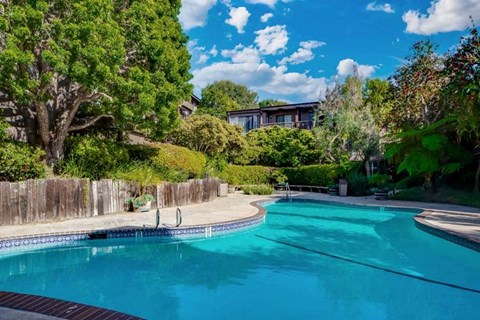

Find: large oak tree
[0,0,192,165]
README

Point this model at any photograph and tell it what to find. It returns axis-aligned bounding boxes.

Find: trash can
[339,179,348,197]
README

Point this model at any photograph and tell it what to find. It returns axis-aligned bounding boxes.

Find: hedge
[149,143,206,179]
[281,164,343,186]
[218,165,274,185]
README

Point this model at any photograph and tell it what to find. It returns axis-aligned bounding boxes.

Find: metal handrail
[285,182,291,200]
[161,207,183,228]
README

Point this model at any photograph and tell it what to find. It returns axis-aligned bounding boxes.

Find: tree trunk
[474,158,480,193]
[45,136,66,166]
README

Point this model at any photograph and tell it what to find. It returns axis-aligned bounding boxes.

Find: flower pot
[328,187,338,196]
[374,190,388,200]
[139,201,152,212]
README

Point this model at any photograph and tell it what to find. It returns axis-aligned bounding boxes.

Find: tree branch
[68,114,114,132]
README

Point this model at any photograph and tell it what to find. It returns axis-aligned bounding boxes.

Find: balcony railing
[261,120,314,129]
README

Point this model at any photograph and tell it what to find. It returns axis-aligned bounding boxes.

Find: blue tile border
[0,202,266,252]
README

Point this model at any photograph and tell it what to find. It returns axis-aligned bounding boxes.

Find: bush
[242,184,274,195]
[149,143,206,179]
[244,126,321,167]
[0,142,45,181]
[281,164,343,186]
[346,171,370,196]
[218,165,274,185]
[62,136,130,180]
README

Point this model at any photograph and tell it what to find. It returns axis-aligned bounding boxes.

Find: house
[179,94,200,118]
[227,101,318,132]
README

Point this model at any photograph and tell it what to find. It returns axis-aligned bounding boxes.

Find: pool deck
[1,191,480,319]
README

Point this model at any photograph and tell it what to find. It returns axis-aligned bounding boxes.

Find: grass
[393,186,480,208]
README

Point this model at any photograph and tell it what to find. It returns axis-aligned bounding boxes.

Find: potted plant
[328,183,338,196]
[126,194,154,212]
[368,174,392,200]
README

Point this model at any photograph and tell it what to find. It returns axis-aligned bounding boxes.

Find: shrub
[62,136,130,180]
[281,164,343,186]
[218,165,274,185]
[244,126,321,167]
[0,142,45,181]
[112,162,163,194]
[346,171,370,196]
[149,143,206,179]
[242,184,274,195]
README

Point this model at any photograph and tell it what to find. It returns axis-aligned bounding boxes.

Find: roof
[228,101,318,116]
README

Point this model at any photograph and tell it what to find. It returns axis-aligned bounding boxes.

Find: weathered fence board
[0,178,220,226]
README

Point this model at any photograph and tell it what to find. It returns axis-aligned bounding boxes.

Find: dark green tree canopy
[197,80,258,119]
[259,99,288,107]
[0,0,192,165]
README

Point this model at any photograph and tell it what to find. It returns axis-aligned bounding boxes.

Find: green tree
[166,115,246,161]
[389,40,450,130]
[364,78,394,130]
[0,0,191,165]
[197,80,258,119]
[314,75,381,167]
[443,27,480,192]
[259,99,288,107]
[385,118,471,190]
[245,126,320,167]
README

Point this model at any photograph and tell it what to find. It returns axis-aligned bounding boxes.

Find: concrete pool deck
[1,191,479,319]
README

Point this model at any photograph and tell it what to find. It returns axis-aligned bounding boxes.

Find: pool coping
[0,201,267,252]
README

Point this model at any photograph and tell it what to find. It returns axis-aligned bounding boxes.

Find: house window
[275,115,292,127]
[231,115,259,132]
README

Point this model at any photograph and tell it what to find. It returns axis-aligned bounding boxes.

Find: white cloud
[221,45,262,64]
[192,62,328,100]
[197,54,210,64]
[225,7,251,34]
[179,0,217,31]
[261,13,274,23]
[279,40,326,65]
[188,40,218,65]
[337,59,377,78]
[403,0,480,35]
[254,25,289,55]
[209,45,218,57]
[366,2,394,14]
[246,0,292,8]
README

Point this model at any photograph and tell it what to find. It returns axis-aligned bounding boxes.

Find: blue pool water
[1,200,479,319]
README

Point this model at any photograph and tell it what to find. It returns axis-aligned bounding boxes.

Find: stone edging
[414,212,480,252]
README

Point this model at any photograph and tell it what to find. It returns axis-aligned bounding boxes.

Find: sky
[179,0,480,103]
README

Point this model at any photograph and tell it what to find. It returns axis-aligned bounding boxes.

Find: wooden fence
[0,178,220,226]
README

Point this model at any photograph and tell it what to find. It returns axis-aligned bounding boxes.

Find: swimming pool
[0,200,479,319]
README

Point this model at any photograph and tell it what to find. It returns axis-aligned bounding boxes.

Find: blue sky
[179,0,480,102]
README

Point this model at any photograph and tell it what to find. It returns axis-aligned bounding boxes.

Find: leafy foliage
[345,171,370,196]
[242,185,274,195]
[314,75,381,164]
[0,141,46,182]
[281,164,344,186]
[149,143,206,179]
[167,115,246,161]
[0,0,191,164]
[197,80,258,119]
[259,99,288,107]
[218,165,275,185]
[61,136,130,180]
[385,118,472,189]
[389,40,450,129]
[245,126,320,167]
